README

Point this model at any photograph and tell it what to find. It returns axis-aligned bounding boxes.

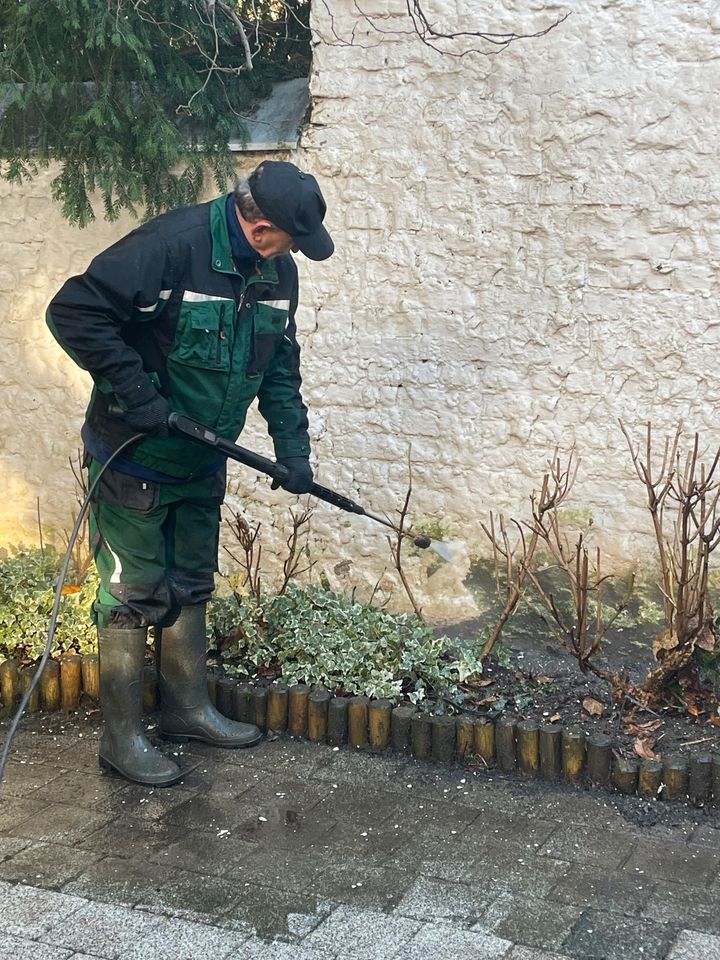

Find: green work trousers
[87,458,225,627]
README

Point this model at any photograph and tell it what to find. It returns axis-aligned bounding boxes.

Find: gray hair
[233,176,266,222]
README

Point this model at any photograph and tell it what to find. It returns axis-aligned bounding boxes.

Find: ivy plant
[0,545,97,660]
[210,582,485,705]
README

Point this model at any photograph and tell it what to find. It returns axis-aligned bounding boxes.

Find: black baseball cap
[248,160,334,261]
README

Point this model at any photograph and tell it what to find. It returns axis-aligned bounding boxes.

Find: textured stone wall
[2,1,719,621]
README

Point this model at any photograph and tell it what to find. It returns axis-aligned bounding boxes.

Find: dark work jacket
[46,195,310,480]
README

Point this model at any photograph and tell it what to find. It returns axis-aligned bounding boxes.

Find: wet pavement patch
[564,908,677,960]
[2,716,720,958]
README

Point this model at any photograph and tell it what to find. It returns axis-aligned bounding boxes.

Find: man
[47,161,334,786]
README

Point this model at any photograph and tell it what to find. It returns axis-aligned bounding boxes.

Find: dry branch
[621,421,720,700]
[482,449,631,699]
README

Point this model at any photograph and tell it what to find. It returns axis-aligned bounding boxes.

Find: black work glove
[271,457,314,494]
[120,393,170,437]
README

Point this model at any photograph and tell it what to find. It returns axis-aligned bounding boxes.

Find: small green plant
[0,545,97,661]
[209,582,484,703]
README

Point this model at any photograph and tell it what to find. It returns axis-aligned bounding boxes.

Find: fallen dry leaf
[474,678,495,688]
[634,737,660,761]
[549,713,561,723]
[534,676,554,685]
[582,697,604,718]
[709,717,720,728]
[653,628,679,659]
[623,718,662,736]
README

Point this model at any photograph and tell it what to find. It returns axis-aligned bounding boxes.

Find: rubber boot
[159,604,262,748]
[98,626,184,786]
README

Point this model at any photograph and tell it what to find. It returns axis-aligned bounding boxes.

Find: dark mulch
[449,617,720,764]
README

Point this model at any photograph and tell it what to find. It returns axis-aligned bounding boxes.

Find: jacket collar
[209,195,278,284]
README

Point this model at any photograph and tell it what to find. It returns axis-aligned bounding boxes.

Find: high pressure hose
[0,433,145,788]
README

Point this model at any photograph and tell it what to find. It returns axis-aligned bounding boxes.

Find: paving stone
[492,785,630,830]
[78,814,191,861]
[0,796,53,834]
[0,879,87,938]
[392,850,482,883]
[622,839,720,886]
[215,739,329,776]
[226,938,337,960]
[4,733,71,764]
[393,876,486,923]
[666,929,720,960]
[0,836,29,860]
[505,949,573,960]
[237,776,333,813]
[403,921,513,960]
[90,781,201,820]
[293,817,412,864]
[39,901,163,958]
[11,801,113,845]
[112,911,251,960]
[642,879,720,932]
[309,749,408,789]
[0,932,74,960]
[563,908,677,960]
[389,795,481,833]
[547,862,655,915]
[64,856,238,916]
[159,793,268,833]
[537,823,635,868]
[475,893,584,952]
[173,760,272,798]
[148,829,258,877]
[219,883,330,940]
[237,846,407,911]
[468,845,569,901]
[465,811,561,850]
[304,904,421,958]
[28,768,126,808]
[313,781,407,822]
[62,856,171,906]
[286,909,326,938]
[0,841,102,889]
[0,761,65,797]
[689,822,720,848]
[230,809,340,852]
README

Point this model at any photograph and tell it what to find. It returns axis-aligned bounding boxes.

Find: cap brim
[295,224,334,261]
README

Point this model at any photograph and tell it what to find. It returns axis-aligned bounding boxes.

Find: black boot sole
[98,754,186,787]
[160,730,264,749]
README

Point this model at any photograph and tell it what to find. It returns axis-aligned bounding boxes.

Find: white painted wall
[2,1,718,621]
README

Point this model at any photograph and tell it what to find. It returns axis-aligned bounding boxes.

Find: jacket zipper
[216,305,226,365]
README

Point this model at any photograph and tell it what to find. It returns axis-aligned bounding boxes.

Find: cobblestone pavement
[1,713,720,959]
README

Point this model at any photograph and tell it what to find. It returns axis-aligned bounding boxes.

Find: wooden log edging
[259,689,716,805]
[1,654,716,805]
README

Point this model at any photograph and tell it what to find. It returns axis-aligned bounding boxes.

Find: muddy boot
[98,626,184,786]
[159,604,262,748]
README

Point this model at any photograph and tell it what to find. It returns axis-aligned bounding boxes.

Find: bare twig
[621,421,720,701]
[480,449,578,660]
[279,506,315,594]
[223,509,262,605]
[388,445,424,620]
[317,0,570,57]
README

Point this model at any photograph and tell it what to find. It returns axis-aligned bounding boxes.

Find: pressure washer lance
[0,414,447,790]
[167,413,438,552]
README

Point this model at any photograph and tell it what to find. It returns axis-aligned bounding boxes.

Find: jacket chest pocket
[170,298,233,370]
[246,300,289,376]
